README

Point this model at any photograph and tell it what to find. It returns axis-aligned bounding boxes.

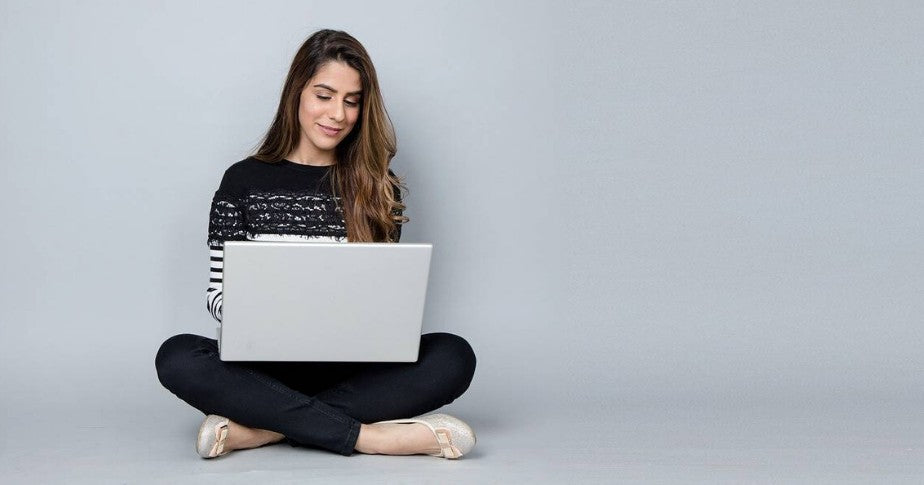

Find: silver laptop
[219,241,432,362]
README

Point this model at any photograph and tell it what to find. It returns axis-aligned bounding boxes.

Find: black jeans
[155,332,476,456]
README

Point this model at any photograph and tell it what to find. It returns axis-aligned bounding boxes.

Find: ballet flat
[374,413,476,459]
[196,414,231,458]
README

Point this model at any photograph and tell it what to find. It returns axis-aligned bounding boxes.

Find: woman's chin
[310,138,340,152]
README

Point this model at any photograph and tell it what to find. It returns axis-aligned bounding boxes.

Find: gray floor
[3,396,922,484]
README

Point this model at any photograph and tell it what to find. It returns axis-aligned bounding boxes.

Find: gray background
[1,1,922,483]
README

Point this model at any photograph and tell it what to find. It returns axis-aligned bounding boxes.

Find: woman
[155,29,477,460]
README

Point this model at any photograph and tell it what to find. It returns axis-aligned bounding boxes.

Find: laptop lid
[219,241,432,362]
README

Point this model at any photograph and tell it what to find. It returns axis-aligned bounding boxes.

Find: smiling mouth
[318,124,342,132]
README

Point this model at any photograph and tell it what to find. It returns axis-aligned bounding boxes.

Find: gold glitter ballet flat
[374,413,476,459]
[196,414,231,458]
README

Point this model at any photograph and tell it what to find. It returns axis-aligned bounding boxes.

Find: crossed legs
[155,332,476,456]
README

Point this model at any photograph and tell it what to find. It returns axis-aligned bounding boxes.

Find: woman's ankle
[354,423,441,456]
[355,423,383,454]
[224,421,285,451]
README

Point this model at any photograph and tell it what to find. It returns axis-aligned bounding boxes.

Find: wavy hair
[252,29,407,242]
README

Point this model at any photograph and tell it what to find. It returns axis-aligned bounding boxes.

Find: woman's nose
[328,103,345,122]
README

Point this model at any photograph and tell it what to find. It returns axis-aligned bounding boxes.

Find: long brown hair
[253,29,407,242]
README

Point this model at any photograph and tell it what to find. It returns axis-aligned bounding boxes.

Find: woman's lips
[317,124,342,136]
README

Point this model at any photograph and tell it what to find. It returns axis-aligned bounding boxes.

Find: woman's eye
[316,95,359,107]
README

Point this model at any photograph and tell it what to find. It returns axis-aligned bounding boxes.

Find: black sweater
[206,157,402,323]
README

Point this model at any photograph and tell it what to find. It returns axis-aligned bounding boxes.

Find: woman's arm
[206,241,226,323]
[206,189,246,324]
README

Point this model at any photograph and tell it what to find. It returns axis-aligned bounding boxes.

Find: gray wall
[553,2,923,413]
[0,0,921,426]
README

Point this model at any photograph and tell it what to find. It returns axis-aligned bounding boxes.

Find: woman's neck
[286,143,336,166]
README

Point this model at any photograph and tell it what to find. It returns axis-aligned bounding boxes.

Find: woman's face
[296,61,363,156]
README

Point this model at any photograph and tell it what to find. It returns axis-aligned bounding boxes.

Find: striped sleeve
[207,194,246,323]
[207,243,225,323]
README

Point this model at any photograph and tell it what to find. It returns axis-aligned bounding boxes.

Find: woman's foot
[355,422,444,455]
[197,415,285,458]
[355,414,476,458]
[223,419,285,452]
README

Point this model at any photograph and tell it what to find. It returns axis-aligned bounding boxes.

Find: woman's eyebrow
[313,83,362,96]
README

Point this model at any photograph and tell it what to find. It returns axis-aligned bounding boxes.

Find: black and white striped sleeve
[207,193,246,324]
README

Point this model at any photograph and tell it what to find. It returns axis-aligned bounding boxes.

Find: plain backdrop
[1,1,922,482]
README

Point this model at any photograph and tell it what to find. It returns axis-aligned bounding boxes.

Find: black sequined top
[206,157,402,323]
